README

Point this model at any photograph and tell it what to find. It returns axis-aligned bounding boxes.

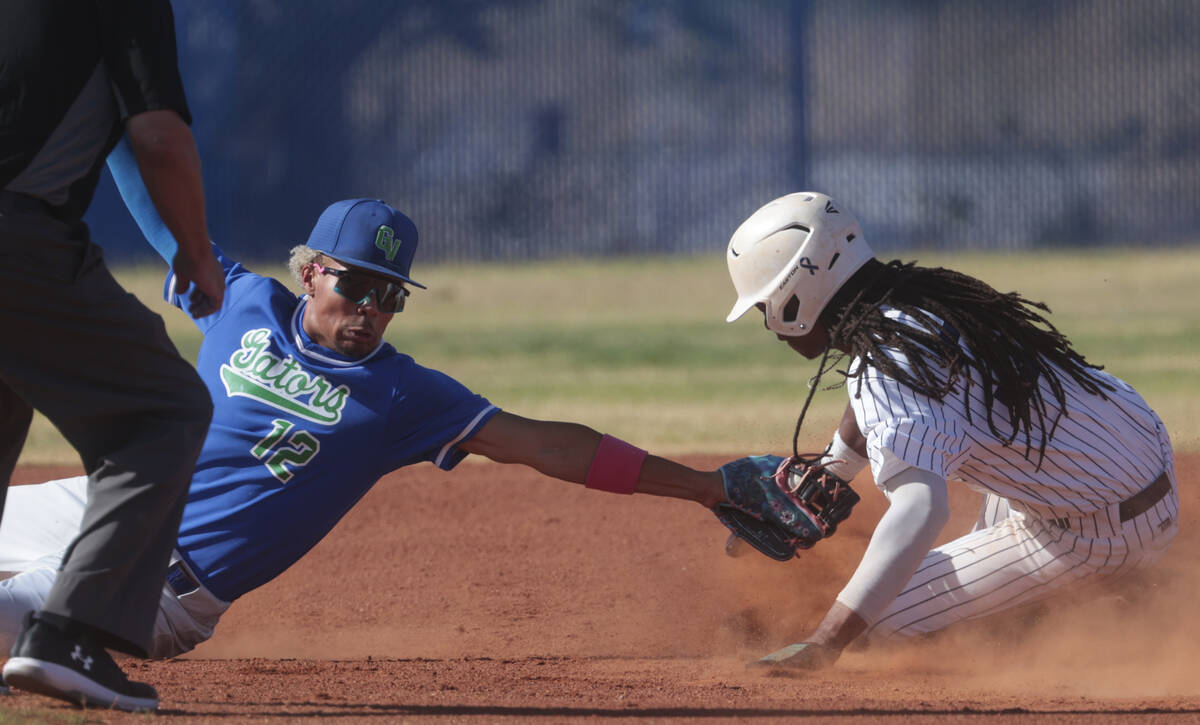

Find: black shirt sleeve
[96,0,192,124]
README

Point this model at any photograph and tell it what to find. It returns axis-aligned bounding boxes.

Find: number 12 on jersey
[252,418,321,483]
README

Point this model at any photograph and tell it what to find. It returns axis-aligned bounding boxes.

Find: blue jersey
[163,247,498,602]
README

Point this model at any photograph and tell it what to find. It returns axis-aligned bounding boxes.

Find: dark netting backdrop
[86,0,1200,262]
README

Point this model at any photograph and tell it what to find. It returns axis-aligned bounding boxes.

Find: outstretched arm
[458,411,726,507]
[767,465,949,668]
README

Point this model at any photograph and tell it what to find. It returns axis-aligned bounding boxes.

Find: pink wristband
[584,435,648,495]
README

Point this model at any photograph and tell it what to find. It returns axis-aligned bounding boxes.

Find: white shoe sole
[2,656,157,712]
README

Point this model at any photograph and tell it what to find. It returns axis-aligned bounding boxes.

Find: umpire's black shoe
[2,612,158,712]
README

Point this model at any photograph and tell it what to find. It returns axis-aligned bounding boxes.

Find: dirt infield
[4,454,1198,723]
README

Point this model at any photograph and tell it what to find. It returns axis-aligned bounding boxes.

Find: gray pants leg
[0,202,212,657]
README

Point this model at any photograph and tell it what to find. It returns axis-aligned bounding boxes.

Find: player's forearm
[125,110,211,262]
[462,413,723,506]
[806,600,869,650]
[634,456,725,508]
[505,426,724,507]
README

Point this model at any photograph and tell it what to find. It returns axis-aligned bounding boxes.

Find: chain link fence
[87,0,1200,262]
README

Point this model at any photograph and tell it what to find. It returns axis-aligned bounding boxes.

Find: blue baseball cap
[305,199,426,289]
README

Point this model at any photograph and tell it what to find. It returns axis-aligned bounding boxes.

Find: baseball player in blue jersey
[9,132,858,666]
[2,150,833,676]
[723,192,1180,669]
[0,179,750,659]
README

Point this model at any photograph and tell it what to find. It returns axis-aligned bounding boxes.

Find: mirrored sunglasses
[314,262,409,313]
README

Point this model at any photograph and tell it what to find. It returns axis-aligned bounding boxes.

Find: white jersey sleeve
[835,466,950,624]
[847,344,966,491]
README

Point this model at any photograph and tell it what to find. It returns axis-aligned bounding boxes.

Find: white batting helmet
[725,192,874,336]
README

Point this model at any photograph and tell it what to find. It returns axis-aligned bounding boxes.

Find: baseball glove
[714,454,860,561]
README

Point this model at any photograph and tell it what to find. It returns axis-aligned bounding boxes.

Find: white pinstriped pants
[867,432,1179,640]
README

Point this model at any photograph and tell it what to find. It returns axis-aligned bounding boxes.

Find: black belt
[1118,471,1172,522]
[165,560,201,596]
[1051,471,1171,529]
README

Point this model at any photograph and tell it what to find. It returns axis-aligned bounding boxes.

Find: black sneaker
[2,612,158,712]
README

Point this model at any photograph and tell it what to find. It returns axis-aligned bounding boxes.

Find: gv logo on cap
[375,225,400,261]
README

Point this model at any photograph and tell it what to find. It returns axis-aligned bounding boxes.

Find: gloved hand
[714,454,860,561]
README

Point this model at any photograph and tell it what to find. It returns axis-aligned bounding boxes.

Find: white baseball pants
[0,476,229,659]
[867,454,1179,640]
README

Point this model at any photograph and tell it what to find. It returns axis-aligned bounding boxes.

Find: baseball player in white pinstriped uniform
[724,192,1179,669]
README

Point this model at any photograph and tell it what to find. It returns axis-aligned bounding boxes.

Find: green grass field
[14,246,1200,466]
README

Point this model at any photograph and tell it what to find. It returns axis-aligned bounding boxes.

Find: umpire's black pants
[0,191,212,657]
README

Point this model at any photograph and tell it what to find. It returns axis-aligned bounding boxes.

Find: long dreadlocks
[801,258,1113,465]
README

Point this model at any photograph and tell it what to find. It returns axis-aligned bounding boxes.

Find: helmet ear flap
[781,295,801,324]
